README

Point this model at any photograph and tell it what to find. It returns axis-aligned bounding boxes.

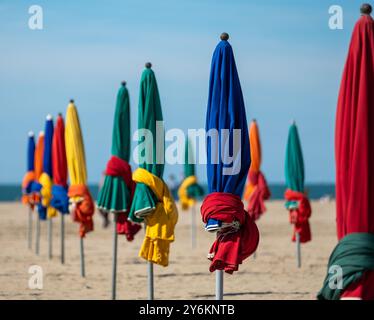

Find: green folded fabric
[318,232,374,300]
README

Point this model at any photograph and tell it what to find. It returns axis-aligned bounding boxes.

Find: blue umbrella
[202,33,259,299]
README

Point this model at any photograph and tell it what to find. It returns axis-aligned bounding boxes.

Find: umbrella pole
[48,217,53,259]
[28,207,33,250]
[191,204,197,249]
[253,251,257,259]
[216,270,224,300]
[60,213,65,264]
[80,237,85,277]
[111,213,118,300]
[35,215,40,255]
[147,262,154,300]
[296,232,301,268]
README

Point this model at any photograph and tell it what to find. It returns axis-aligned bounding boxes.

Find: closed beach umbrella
[97,82,141,299]
[22,131,36,249]
[318,4,374,300]
[51,114,69,264]
[284,122,312,268]
[243,120,270,221]
[178,138,204,248]
[128,63,178,300]
[200,33,259,300]
[33,131,44,255]
[39,115,57,259]
[65,99,95,277]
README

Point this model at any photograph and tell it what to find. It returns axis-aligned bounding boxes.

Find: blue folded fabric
[30,181,42,193]
[37,203,47,220]
[51,185,69,214]
[205,218,222,232]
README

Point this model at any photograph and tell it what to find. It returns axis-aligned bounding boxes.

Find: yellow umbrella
[65,99,94,277]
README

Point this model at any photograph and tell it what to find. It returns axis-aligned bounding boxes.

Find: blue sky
[0,0,365,184]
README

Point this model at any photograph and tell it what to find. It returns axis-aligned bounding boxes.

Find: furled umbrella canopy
[22,132,36,208]
[284,123,311,243]
[97,82,141,241]
[38,116,57,219]
[65,100,94,238]
[128,64,178,267]
[318,4,374,300]
[178,139,204,210]
[50,114,69,214]
[200,33,259,274]
[243,120,270,220]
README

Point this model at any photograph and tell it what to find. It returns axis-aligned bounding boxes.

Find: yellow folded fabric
[178,175,197,210]
[133,168,178,266]
[39,172,57,218]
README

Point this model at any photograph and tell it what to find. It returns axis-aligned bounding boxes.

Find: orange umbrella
[243,120,270,220]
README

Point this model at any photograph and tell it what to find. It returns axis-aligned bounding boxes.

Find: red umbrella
[335,4,374,299]
[318,4,374,300]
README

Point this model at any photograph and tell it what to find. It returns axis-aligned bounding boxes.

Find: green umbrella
[128,62,164,300]
[284,121,306,268]
[184,138,204,199]
[285,122,305,196]
[96,82,134,300]
[97,82,132,212]
[128,63,164,223]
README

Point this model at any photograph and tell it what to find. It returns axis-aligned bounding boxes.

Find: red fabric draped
[68,185,94,238]
[335,14,374,299]
[52,115,67,186]
[284,189,312,243]
[105,156,140,240]
[200,192,259,274]
[247,171,270,220]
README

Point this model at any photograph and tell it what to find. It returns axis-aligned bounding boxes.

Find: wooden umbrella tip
[46,114,53,121]
[145,62,152,69]
[121,81,127,86]
[58,112,63,117]
[39,131,44,137]
[220,32,229,41]
[28,131,34,137]
[361,3,372,15]
[252,118,257,123]
[69,99,75,103]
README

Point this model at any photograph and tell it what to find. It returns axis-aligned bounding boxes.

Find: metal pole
[111,213,118,300]
[61,214,65,264]
[253,251,257,259]
[48,218,53,259]
[296,232,301,268]
[147,261,154,300]
[191,205,197,249]
[28,207,33,250]
[80,237,85,277]
[216,270,224,300]
[35,215,40,255]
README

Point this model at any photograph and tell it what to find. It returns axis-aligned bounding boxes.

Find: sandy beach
[0,200,336,300]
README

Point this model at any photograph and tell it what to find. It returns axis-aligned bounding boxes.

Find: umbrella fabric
[134,168,178,266]
[243,121,270,220]
[22,132,36,208]
[65,101,94,238]
[284,123,311,243]
[201,36,259,273]
[51,114,69,214]
[201,193,259,274]
[319,13,374,300]
[128,66,178,265]
[38,117,57,219]
[96,84,140,240]
[178,139,204,210]
[128,67,164,224]
[318,233,374,300]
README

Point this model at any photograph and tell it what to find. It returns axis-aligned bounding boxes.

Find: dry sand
[0,200,336,300]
